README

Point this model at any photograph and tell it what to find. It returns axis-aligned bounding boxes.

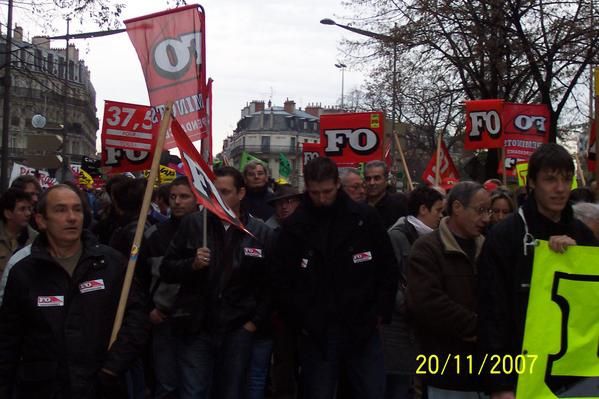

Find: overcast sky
[8,0,368,155]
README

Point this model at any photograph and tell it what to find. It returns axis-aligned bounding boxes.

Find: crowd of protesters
[0,143,596,399]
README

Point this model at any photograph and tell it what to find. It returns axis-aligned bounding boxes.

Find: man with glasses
[242,161,275,221]
[364,160,407,229]
[406,181,490,398]
[339,167,366,203]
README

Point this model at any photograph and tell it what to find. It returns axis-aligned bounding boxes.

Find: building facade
[0,25,98,170]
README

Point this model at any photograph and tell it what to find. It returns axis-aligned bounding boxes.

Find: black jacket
[478,197,598,392]
[242,186,275,221]
[275,190,398,347]
[373,192,408,229]
[161,209,275,335]
[0,231,149,399]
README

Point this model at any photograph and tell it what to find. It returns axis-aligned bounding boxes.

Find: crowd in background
[0,142,596,399]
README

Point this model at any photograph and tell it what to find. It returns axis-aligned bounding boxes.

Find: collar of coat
[438,216,485,260]
[30,229,105,264]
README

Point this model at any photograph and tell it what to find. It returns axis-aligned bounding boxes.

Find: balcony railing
[227,144,299,158]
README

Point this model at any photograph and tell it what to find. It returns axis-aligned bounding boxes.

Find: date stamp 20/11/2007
[415,354,538,376]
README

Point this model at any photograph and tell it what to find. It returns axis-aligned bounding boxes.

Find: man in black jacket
[161,166,274,399]
[276,157,398,399]
[364,160,408,229]
[0,184,148,399]
[478,144,598,399]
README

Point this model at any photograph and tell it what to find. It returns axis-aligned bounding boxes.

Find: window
[261,136,270,153]
[58,56,64,78]
[47,53,54,73]
[68,61,74,80]
[34,49,42,70]
[290,137,296,151]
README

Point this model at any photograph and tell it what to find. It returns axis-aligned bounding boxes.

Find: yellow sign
[370,113,380,129]
[143,165,177,185]
[517,241,599,398]
[515,162,577,189]
[79,169,94,189]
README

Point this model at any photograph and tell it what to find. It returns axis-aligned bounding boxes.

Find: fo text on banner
[101,101,159,174]
[421,141,459,186]
[302,142,323,166]
[517,241,599,398]
[125,5,208,150]
[170,118,251,236]
[464,99,505,150]
[320,112,384,167]
[503,103,550,159]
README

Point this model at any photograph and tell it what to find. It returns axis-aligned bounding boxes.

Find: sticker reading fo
[353,251,373,264]
[79,279,106,294]
[37,296,64,307]
[244,248,263,258]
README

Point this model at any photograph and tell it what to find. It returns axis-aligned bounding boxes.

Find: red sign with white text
[464,99,505,150]
[170,118,250,235]
[320,112,384,166]
[421,141,460,185]
[302,142,323,166]
[125,5,208,150]
[503,103,549,159]
[101,101,159,174]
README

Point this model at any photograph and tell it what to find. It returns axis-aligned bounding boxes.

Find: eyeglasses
[344,183,366,191]
[466,206,493,216]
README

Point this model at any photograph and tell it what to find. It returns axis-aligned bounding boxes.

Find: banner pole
[109,102,173,348]
[574,153,587,187]
[434,131,442,186]
[393,132,414,191]
[594,67,599,181]
[203,207,208,248]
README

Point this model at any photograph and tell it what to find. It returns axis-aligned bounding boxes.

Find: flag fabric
[421,140,459,185]
[170,117,251,235]
[125,5,208,149]
[239,151,266,171]
[201,78,213,165]
[279,153,291,178]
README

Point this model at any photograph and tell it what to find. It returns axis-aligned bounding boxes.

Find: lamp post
[0,0,14,191]
[335,62,346,110]
[320,18,398,165]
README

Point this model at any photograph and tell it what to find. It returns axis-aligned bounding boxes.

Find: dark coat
[406,217,484,391]
[275,190,398,348]
[243,186,275,221]
[0,231,149,399]
[160,210,275,335]
[373,192,408,230]
[477,197,598,392]
[382,217,420,375]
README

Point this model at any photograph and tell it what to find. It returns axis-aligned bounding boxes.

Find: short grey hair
[573,202,599,223]
[243,160,269,177]
[365,160,388,178]
[339,167,361,184]
[445,181,483,216]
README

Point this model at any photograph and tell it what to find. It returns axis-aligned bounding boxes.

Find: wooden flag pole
[393,132,414,191]
[109,102,173,348]
[574,152,587,187]
[594,67,599,181]
[434,131,443,186]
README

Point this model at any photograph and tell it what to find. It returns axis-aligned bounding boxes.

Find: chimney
[305,103,322,117]
[68,43,79,62]
[13,25,23,42]
[284,99,296,114]
[32,36,50,49]
[252,100,265,113]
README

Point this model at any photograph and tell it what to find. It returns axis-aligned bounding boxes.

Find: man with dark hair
[0,184,148,398]
[384,186,445,398]
[161,166,274,399]
[276,157,398,399]
[10,175,42,208]
[0,189,37,274]
[407,181,490,398]
[145,176,198,398]
[364,160,408,229]
[242,160,275,221]
[478,143,598,399]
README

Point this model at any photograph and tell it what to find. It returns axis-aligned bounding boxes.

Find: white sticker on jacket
[352,251,373,263]
[244,248,263,258]
[79,279,106,294]
[300,258,309,268]
[37,296,64,307]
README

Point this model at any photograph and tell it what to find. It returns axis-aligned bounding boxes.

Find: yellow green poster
[517,241,599,398]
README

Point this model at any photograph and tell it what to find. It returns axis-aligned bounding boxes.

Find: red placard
[302,142,323,166]
[464,99,505,150]
[421,141,459,185]
[101,100,159,174]
[503,103,549,159]
[125,5,208,150]
[170,117,250,235]
[320,112,385,166]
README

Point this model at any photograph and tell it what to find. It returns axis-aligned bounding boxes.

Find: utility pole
[0,0,14,192]
[60,17,71,181]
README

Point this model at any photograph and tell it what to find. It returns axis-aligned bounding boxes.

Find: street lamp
[335,62,347,110]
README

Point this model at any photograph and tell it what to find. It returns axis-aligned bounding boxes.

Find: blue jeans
[176,327,255,399]
[246,337,273,399]
[298,329,385,399]
[153,319,178,398]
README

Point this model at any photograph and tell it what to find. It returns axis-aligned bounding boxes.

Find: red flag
[201,78,213,165]
[421,141,459,185]
[170,117,250,235]
[125,5,208,150]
